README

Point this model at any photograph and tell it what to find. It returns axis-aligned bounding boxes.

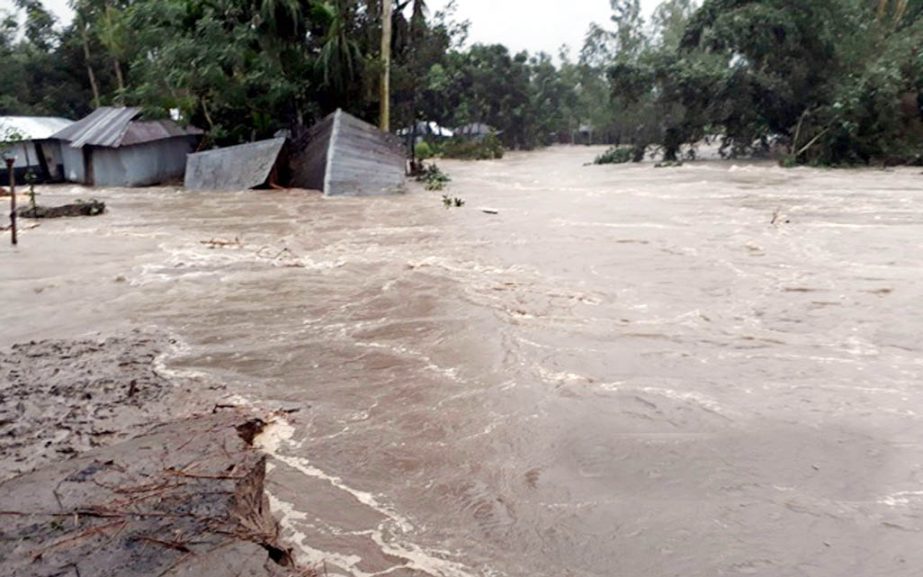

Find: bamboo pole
[5,158,17,246]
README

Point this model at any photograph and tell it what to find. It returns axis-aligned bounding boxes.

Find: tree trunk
[379,0,393,132]
[80,22,101,108]
[113,59,125,102]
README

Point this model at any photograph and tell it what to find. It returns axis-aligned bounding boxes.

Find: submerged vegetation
[593,145,634,165]
[416,163,451,190]
[1,0,920,166]
[441,133,505,160]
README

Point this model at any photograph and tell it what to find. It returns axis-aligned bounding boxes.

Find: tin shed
[291,109,405,196]
[52,107,202,187]
[184,138,289,191]
[0,116,73,183]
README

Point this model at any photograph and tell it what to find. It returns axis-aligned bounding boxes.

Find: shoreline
[0,331,311,577]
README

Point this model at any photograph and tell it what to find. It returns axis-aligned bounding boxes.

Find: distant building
[52,107,203,187]
[396,121,454,146]
[0,116,73,183]
[454,122,498,140]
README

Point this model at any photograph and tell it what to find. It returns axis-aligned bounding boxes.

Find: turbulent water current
[3,146,923,576]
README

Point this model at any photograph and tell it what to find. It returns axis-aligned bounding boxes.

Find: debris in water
[200,236,243,249]
[18,199,105,218]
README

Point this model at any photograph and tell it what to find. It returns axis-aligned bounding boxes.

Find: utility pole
[4,155,17,246]
[380,0,393,132]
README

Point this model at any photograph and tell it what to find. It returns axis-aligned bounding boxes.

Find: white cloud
[428,0,664,56]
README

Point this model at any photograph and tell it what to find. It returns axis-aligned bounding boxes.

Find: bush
[593,146,634,165]
[414,141,434,160]
[415,163,451,191]
[442,133,505,160]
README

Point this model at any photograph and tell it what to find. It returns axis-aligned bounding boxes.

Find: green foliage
[593,146,633,164]
[441,194,464,207]
[441,133,504,160]
[11,0,915,169]
[416,163,451,190]
[594,0,923,166]
[414,141,434,160]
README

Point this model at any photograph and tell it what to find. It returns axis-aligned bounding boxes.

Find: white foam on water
[256,419,414,532]
[597,381,727,415]
[151,332,216,383]
[257,418,479,577]
[877,491,923,507]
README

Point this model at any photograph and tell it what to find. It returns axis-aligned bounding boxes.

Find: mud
[0,332,217,481]
[0,413,299,577]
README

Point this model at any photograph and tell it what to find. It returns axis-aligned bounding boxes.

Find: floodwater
[2,146,923,577]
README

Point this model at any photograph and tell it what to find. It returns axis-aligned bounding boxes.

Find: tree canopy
[1,0,920,164]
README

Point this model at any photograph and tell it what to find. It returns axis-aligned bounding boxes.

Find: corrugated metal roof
[119,120,203,147]
[52,107,203,149]
[396,121,454,138]
[52,107,142,148]
[291,110,405,196]
[184,138,287,191]
[455,123,496,136]
[0,116,73,140]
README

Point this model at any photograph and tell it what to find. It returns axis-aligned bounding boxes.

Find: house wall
[61,145,86,183]
[325,112,406,196]
[37,140,65,181]
[0,140,40,183]
[91,137,195,187]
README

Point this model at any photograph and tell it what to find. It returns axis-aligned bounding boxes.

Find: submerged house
[0,116,73,183]
[52,107,203,187]
[184,138,288,191]
[291,109,405,196]
[186,110,404,196]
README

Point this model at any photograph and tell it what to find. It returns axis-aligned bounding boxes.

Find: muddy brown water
[2,146,923,576]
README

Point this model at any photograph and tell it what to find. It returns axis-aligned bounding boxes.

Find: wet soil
[0,332,215,481]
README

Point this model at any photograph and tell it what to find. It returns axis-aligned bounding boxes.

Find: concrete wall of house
[61,145,86,184]
[91,137,195,187]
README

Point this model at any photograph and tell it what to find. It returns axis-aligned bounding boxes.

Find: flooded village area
[3,137,923,576]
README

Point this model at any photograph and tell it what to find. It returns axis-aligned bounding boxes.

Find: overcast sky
[33,0,663,56]
[429,0,662,56]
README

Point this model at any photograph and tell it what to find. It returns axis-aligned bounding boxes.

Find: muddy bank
[0,413,299,577]
[0,333,307,576]
[0,331,217,481]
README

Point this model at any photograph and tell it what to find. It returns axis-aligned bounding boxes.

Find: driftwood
[200,237,243,249]
[19,200,106,219]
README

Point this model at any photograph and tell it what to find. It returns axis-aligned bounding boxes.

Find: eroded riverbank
[2,147,922,576]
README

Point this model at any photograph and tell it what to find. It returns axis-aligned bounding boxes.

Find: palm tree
[317,1,363,104]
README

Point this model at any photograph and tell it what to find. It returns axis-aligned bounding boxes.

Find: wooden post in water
[4,156,16,246]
